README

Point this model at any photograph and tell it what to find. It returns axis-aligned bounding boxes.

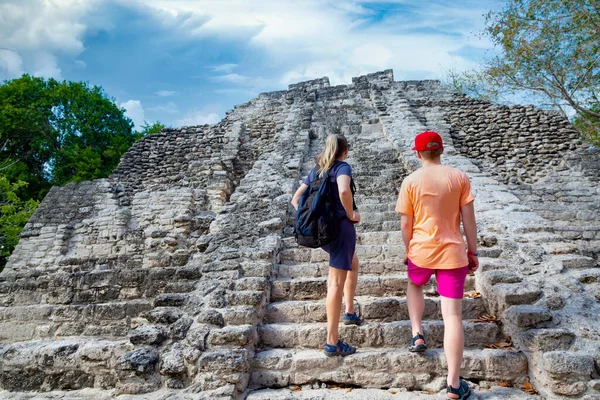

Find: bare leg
[343,254,359,314]
[441,296,464,396]
[407,281,425,345]
[326,267,348,345]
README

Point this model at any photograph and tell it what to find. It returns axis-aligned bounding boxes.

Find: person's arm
[396,180,413,263]
[461,201,479,272]
[291,184,307,210]
[400,214,413,262]
[337,175,358,222]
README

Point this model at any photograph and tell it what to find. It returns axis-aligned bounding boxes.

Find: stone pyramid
[1,70,599,399]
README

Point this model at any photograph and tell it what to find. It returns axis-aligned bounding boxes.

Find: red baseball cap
[412,131,443,151]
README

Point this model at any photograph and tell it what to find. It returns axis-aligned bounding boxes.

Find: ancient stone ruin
[0,70,599,399]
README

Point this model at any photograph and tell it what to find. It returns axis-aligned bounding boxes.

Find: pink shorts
[407,259,468,299]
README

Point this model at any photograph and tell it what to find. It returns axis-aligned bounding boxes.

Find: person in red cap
[395,131,479,400]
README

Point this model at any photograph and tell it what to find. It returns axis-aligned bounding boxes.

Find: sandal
[447,379,471,399]
[409,332,427,352]
[324,340,356,357]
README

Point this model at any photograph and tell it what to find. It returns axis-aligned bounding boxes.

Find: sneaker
[324,340,357,357]
[408,332,427,352]
[343,312,363,325]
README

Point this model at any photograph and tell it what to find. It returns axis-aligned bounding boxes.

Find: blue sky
[0,0,500,129]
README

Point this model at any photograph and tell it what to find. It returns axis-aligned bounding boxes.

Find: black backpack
[294,169,338,248]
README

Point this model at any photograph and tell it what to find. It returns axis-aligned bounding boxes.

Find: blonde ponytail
[316,134,348,177]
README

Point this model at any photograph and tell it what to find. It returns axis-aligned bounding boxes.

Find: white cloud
[0,48,23,79]
[351,43,392,69]
[176,111,220,127]
[120,100,145,129]
[214,88,257,96]
[155,90,178,97]
[148,101,179,114]
[212,73,252,85]
[0,0,94,80]
[142,0,494,86]
[212,63,238,73]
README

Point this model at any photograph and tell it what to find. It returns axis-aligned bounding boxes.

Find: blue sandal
[447,379,471,399]
[409,332,427,352]
[343,312,363,325]
[324,340,356,357]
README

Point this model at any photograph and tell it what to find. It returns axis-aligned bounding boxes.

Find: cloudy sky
[0,0,500,129]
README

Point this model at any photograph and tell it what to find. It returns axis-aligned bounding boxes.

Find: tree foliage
[447,0,600,145]
[0,178,38,271]
[0,74,163,268]
[137,121,165,137]
[0,75,139,197]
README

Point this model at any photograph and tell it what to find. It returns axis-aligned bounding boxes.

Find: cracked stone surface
[0,70,599,399]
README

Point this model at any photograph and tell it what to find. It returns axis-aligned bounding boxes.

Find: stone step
[275,260,407,279]
[0,338,133,392]
[251,348,528,390]
[279,245,406,264]
[555,254,597,269]
[265,296,487,324]
[258,320,501,349]
[0,266,203,307]
[282,231,404,248]
[0,300,154,343]
[246,387,539,399]
[286,212,401,228]
[271,275,477,301]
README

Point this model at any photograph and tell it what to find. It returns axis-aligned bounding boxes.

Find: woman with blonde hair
[291,134,361,357]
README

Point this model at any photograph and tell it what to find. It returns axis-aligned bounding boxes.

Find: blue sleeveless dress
[303,161,357,271]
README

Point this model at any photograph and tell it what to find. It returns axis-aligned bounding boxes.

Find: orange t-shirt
[395,164,475,269]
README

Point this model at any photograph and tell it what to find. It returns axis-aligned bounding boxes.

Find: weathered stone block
[521,329,576,352]
[208,325,255,347]
[253,349,293,370]
[129,325,168,345]
[186,324,210,351]
[154,293,187,307]
[116,347,159,374]
[160,343,186,375]
[494,283,542,309]
[146,307,182,324]
[198,350,249,373]
[171,316,193,340]
[250,370,289,387]
[483,349,528,380]
[197,309,225,327]
[543,351,595,378]
[505,305,552,329]
[482,270,522,285]
[0,370,45,391]
[548,381,588,396]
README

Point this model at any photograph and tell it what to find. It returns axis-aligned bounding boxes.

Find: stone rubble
[0,69,598,399]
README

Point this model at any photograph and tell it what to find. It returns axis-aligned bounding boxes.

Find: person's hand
[467,252,479,273]
[350,211,361,224]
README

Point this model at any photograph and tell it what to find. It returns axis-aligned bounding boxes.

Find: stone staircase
[247,102,531,398]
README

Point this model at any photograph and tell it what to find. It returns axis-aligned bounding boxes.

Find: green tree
[0,177,39,271]
[0,74,138,196]
[0,74,141,267]
[448,0,600,144]
[137,121,165,139]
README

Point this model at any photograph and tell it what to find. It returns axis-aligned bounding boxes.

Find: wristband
[468,251,478,257]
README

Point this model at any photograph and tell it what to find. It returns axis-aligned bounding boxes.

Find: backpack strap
[351,177,358,211]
